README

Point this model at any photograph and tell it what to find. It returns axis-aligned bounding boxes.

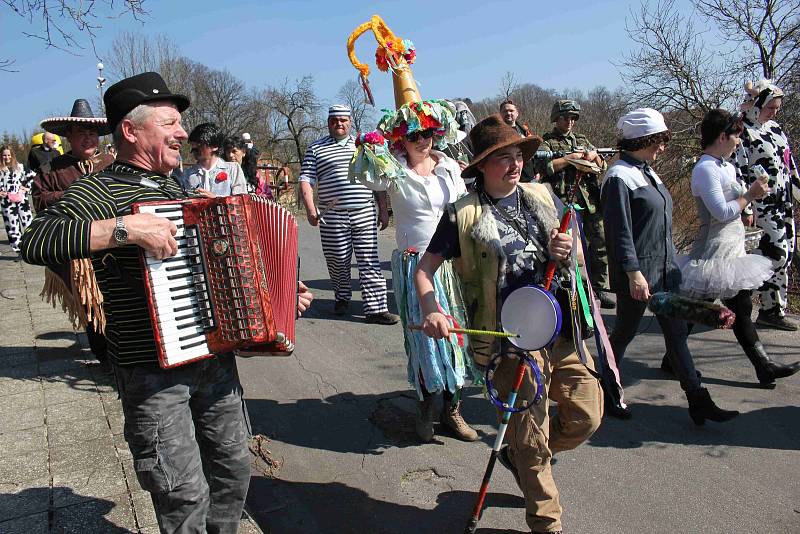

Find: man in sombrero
[33,99,115,368]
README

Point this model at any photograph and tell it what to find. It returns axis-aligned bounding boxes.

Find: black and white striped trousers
[318,203,388,315]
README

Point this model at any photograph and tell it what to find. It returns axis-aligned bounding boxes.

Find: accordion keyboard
[138,203,216,364]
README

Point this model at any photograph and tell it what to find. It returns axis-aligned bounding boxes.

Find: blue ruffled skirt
[391,249,479,399]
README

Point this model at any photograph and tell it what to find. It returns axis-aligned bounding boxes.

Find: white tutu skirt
[677,253,773,300]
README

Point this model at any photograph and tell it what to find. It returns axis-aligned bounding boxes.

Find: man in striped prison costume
[299,104,399,324]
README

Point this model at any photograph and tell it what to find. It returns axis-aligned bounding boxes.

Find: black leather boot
[743,342,800,388]
[686,388,739,426]
[415,393,436,442]
[602,380,631,419]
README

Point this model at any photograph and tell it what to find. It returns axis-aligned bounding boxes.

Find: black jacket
[601,153,681,295]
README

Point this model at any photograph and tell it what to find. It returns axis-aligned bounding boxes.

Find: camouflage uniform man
[537,99,614,308]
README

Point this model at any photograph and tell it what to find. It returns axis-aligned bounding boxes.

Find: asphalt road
[239,219,800,534]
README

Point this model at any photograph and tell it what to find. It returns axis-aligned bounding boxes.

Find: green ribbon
[563,204,594,329]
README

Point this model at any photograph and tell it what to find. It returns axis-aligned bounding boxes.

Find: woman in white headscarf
[601,108,738,425]
[734,79,800,331]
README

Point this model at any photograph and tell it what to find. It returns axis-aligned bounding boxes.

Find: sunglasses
[406,129,436,142]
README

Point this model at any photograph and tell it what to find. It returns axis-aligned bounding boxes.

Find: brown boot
[441,400,479,441]
[415,394,436,443]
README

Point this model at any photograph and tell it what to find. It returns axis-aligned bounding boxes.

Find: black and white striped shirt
[20,162,186,366]
[298,135,373,209]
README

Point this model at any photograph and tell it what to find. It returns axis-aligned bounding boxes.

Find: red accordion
[132,194,299,368]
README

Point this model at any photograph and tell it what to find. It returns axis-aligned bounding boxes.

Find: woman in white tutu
[679,108,799,387]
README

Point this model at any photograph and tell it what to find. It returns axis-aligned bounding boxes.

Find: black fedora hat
[461,114,542,179]
[40,99,110,136]
[104,72,190,132]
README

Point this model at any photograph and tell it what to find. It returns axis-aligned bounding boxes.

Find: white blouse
[361,150,466,251]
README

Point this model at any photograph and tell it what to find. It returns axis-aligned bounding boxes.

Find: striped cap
[328,105,352,118]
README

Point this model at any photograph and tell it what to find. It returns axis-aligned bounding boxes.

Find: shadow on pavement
[0,486,128,533]
[589,403,800,451]
[247,475,525,534]
[245,386,496,455]
[0,340,110,393]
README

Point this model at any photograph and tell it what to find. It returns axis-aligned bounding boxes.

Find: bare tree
[2,0,147,70]
[695,0,800,82]
[335,79,376,134]
[263,77,324,167]
[619,0,734,125]
[193,67,259,135]
[106,31,178,79]
[499,71,518,100]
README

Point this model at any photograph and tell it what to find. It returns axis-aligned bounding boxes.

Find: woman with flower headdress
[350,99,479,443]
[734,79,800,331]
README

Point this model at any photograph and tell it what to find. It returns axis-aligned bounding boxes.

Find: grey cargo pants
[114,355,252,534]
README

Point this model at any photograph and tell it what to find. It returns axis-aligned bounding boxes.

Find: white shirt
[361,150,466,251]
[691,154,743,222]
[181,157,248,197]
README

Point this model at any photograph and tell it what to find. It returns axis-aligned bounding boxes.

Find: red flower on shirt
[215,171,228,183]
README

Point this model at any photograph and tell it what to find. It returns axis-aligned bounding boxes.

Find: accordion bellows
[133,194,299,368]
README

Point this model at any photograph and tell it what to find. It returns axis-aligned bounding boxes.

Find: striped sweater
[20,162,186,366]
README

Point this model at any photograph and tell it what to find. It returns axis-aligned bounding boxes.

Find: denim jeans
[114,355,252,534]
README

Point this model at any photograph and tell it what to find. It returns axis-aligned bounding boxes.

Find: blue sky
[1,0,690,137]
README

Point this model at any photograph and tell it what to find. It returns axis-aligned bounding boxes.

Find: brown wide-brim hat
[461,114,542,179]
[40,99,110,136]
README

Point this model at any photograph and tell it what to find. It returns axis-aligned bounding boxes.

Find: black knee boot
[415,391,436,443]
[686,388,739,426]
[743,342,800,388]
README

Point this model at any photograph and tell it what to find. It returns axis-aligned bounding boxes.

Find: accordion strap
[96,171,180,200]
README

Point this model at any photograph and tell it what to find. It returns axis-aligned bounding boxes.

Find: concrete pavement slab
[43,381,100,406]
[0,376,42,396]
[0,448,49,483]
[0,511,49,534]
[48,416,113,446]
[0,404,45,432]
[49,435,119,474]
[0,350,37,368]
[52,462,129,508]
[0,426,47,457]
[52,491,136,533]
[45,396,105,422]
[3,389,44,411]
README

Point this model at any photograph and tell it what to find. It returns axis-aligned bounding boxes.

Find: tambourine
[485,351,544,412]
[500,285,562,351]
[483,282,563,412]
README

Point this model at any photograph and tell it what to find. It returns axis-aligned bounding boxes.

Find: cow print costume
[0,162,34,253]
[734,80,800,317]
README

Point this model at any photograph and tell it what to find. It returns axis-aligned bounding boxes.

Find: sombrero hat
[40,99,110,136]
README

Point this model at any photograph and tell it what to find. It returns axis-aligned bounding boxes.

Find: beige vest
[450,183,559,367]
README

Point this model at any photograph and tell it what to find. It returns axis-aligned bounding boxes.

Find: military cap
[550,99,581,122]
